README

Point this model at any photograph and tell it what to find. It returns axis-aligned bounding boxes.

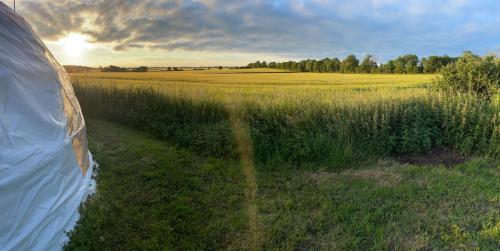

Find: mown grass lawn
[65,119,249,250]
[257,161,499,250]
[67,119,499,250]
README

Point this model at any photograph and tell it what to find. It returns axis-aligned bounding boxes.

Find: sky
[4,0,499,67]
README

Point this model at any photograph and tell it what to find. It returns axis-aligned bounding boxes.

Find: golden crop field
[70,69,437,106]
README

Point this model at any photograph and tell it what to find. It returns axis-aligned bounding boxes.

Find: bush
[435,52,499,99]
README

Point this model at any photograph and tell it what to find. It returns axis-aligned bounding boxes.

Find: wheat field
[71,69,436,106]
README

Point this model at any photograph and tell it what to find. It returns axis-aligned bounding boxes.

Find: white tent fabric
[0,3,95,250]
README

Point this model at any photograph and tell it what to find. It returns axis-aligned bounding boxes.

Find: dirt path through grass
[228,109,262,250]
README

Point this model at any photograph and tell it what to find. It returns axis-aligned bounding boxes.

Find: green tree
[359,55,378,73]
[305,60,314,72]
[322,58,333,72]
[340,55,359,73]
[331,58,341,72]
[392,54,419,73]
[421,55,456,73]
[312,60,320,72]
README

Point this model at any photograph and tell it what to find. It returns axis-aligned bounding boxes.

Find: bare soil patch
[396,149,467,167]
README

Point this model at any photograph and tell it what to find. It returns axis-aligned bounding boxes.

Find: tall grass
[74,83,236,158]
[73,72,499,169]
[247,94,498,169]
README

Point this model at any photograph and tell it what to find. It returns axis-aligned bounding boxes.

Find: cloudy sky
[5,0,500,66]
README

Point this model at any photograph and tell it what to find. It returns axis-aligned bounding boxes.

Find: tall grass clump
[247,93,498,169]
[73,81,236,158]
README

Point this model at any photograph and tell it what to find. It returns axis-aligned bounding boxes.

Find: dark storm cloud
[17,0,500,60]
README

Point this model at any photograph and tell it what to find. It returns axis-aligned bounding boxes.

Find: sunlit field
[71,69,436,106]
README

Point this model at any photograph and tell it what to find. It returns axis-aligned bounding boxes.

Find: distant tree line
[101,65,148,72]
[166,67,183,71]
[247,54,459,74]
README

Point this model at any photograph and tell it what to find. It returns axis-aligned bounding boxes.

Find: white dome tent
[0,2,95,250]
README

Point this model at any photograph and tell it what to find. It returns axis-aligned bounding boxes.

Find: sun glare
[59,33,92,57]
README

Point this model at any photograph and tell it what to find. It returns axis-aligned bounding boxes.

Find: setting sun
[59,33,92,57]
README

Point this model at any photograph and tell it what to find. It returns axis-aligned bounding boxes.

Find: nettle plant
[436,51,499,100]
